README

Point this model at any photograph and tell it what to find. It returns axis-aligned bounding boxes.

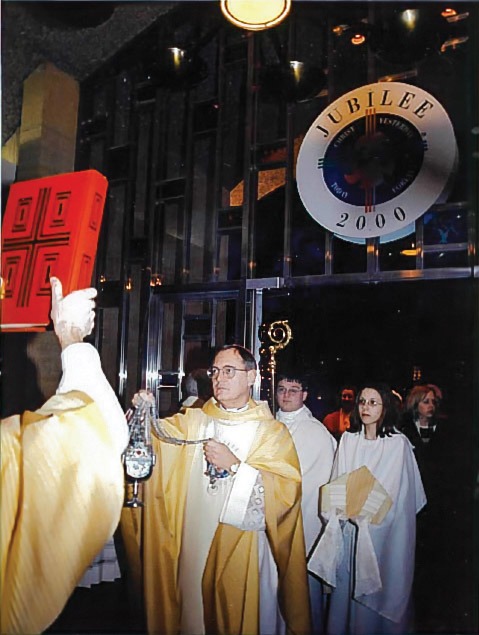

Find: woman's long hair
[349,381,399,438]
[405,384,439,422]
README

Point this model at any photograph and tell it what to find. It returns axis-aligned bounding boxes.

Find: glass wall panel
[424,205,469,245]
[165,92,187,180]
[99,307,120,392]
[217,231,241,281]
[77,2,477,292]
[125,263,143,400]
[379,233,418,271]
[222,62,247,193]
[424,250,468,268]
[190,135,216,282]
[332,236,367,274]
[104,182,126,280]
[214,298,237,346]
[261,278,474,417]
[161,200,184,284]
[158,301,182,415]
[88,138,106,173]
[254,181,285,278]
[134,107,154,238]
[113,71,132,146]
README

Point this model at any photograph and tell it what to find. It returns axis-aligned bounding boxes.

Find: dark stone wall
[1,2,176,144]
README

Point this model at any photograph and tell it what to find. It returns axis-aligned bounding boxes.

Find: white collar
[414,418,436,434]
[277,405,307,423]
[217,400,249,413]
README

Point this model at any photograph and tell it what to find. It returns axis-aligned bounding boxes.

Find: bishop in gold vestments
[121,345,311,635]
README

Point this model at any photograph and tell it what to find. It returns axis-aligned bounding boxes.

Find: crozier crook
[267,320,292,416]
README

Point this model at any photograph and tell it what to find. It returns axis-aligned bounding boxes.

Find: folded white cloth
[77,536,121,588]
[308,466,392,596]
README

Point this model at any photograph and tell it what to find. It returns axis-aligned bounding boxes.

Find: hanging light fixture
[369,6,446,65]
[221,0,291,31]
[259,60,326,102]
[140,45,208,91]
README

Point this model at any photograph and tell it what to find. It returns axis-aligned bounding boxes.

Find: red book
[1,170,108,332]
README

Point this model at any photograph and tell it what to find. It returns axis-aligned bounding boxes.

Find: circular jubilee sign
[296,82,457,241]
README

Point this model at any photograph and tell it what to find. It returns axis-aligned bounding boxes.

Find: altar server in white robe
[275,371,337,634]
[121,345,311,635]
[309,382,426,635]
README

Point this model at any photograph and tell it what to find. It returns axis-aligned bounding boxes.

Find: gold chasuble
[121,398,311,635]
[1,391,124,635]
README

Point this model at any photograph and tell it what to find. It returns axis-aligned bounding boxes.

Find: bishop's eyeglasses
[207,365,249,379]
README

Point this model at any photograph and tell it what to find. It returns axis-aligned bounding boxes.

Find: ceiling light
[400,9,419,31]
[141,46,208,90]
[351,32,367,46]
[369,7,444,65]
[333,24,349,36]
[441,36,469,52]
[441,8,457,18]
[221,0,291,31]
[259,61,326,102]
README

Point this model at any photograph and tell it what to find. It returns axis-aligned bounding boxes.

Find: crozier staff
[1,278,128,635]
[121,344,311,635]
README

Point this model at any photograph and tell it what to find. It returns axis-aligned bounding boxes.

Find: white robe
[276,406,337,553]
[57,343,128,587]
[56,343,128,453]
[277,406,337,635]
[312,430,426,634]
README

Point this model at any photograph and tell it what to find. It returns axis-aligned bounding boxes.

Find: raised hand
[50,277,97,349]
[132,389,156,409]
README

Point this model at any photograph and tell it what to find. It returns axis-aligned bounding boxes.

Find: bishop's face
[211,348,256,409]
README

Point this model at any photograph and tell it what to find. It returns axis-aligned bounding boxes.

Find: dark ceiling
[2,1,475,146]
[1,1,178,144]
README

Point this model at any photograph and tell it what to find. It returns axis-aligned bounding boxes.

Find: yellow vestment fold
[121,398,311,635]
[1,391,124,635]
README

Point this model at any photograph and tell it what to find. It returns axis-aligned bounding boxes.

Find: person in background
[180,368,212,410]
[121,344,311,635]
[323,384,356,440]
[401,384,439,448]
[275,371,337,635]
[310,382,426,635]
[1,278,128,635]
[400,383,473,632]
[391,389,404,412]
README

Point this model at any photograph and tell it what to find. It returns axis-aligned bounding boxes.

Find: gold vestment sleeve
[1,392,124,635]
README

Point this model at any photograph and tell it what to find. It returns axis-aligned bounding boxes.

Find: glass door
[142,290,239,416]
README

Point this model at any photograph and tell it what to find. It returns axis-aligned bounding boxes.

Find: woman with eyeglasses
[313,382,426,635]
